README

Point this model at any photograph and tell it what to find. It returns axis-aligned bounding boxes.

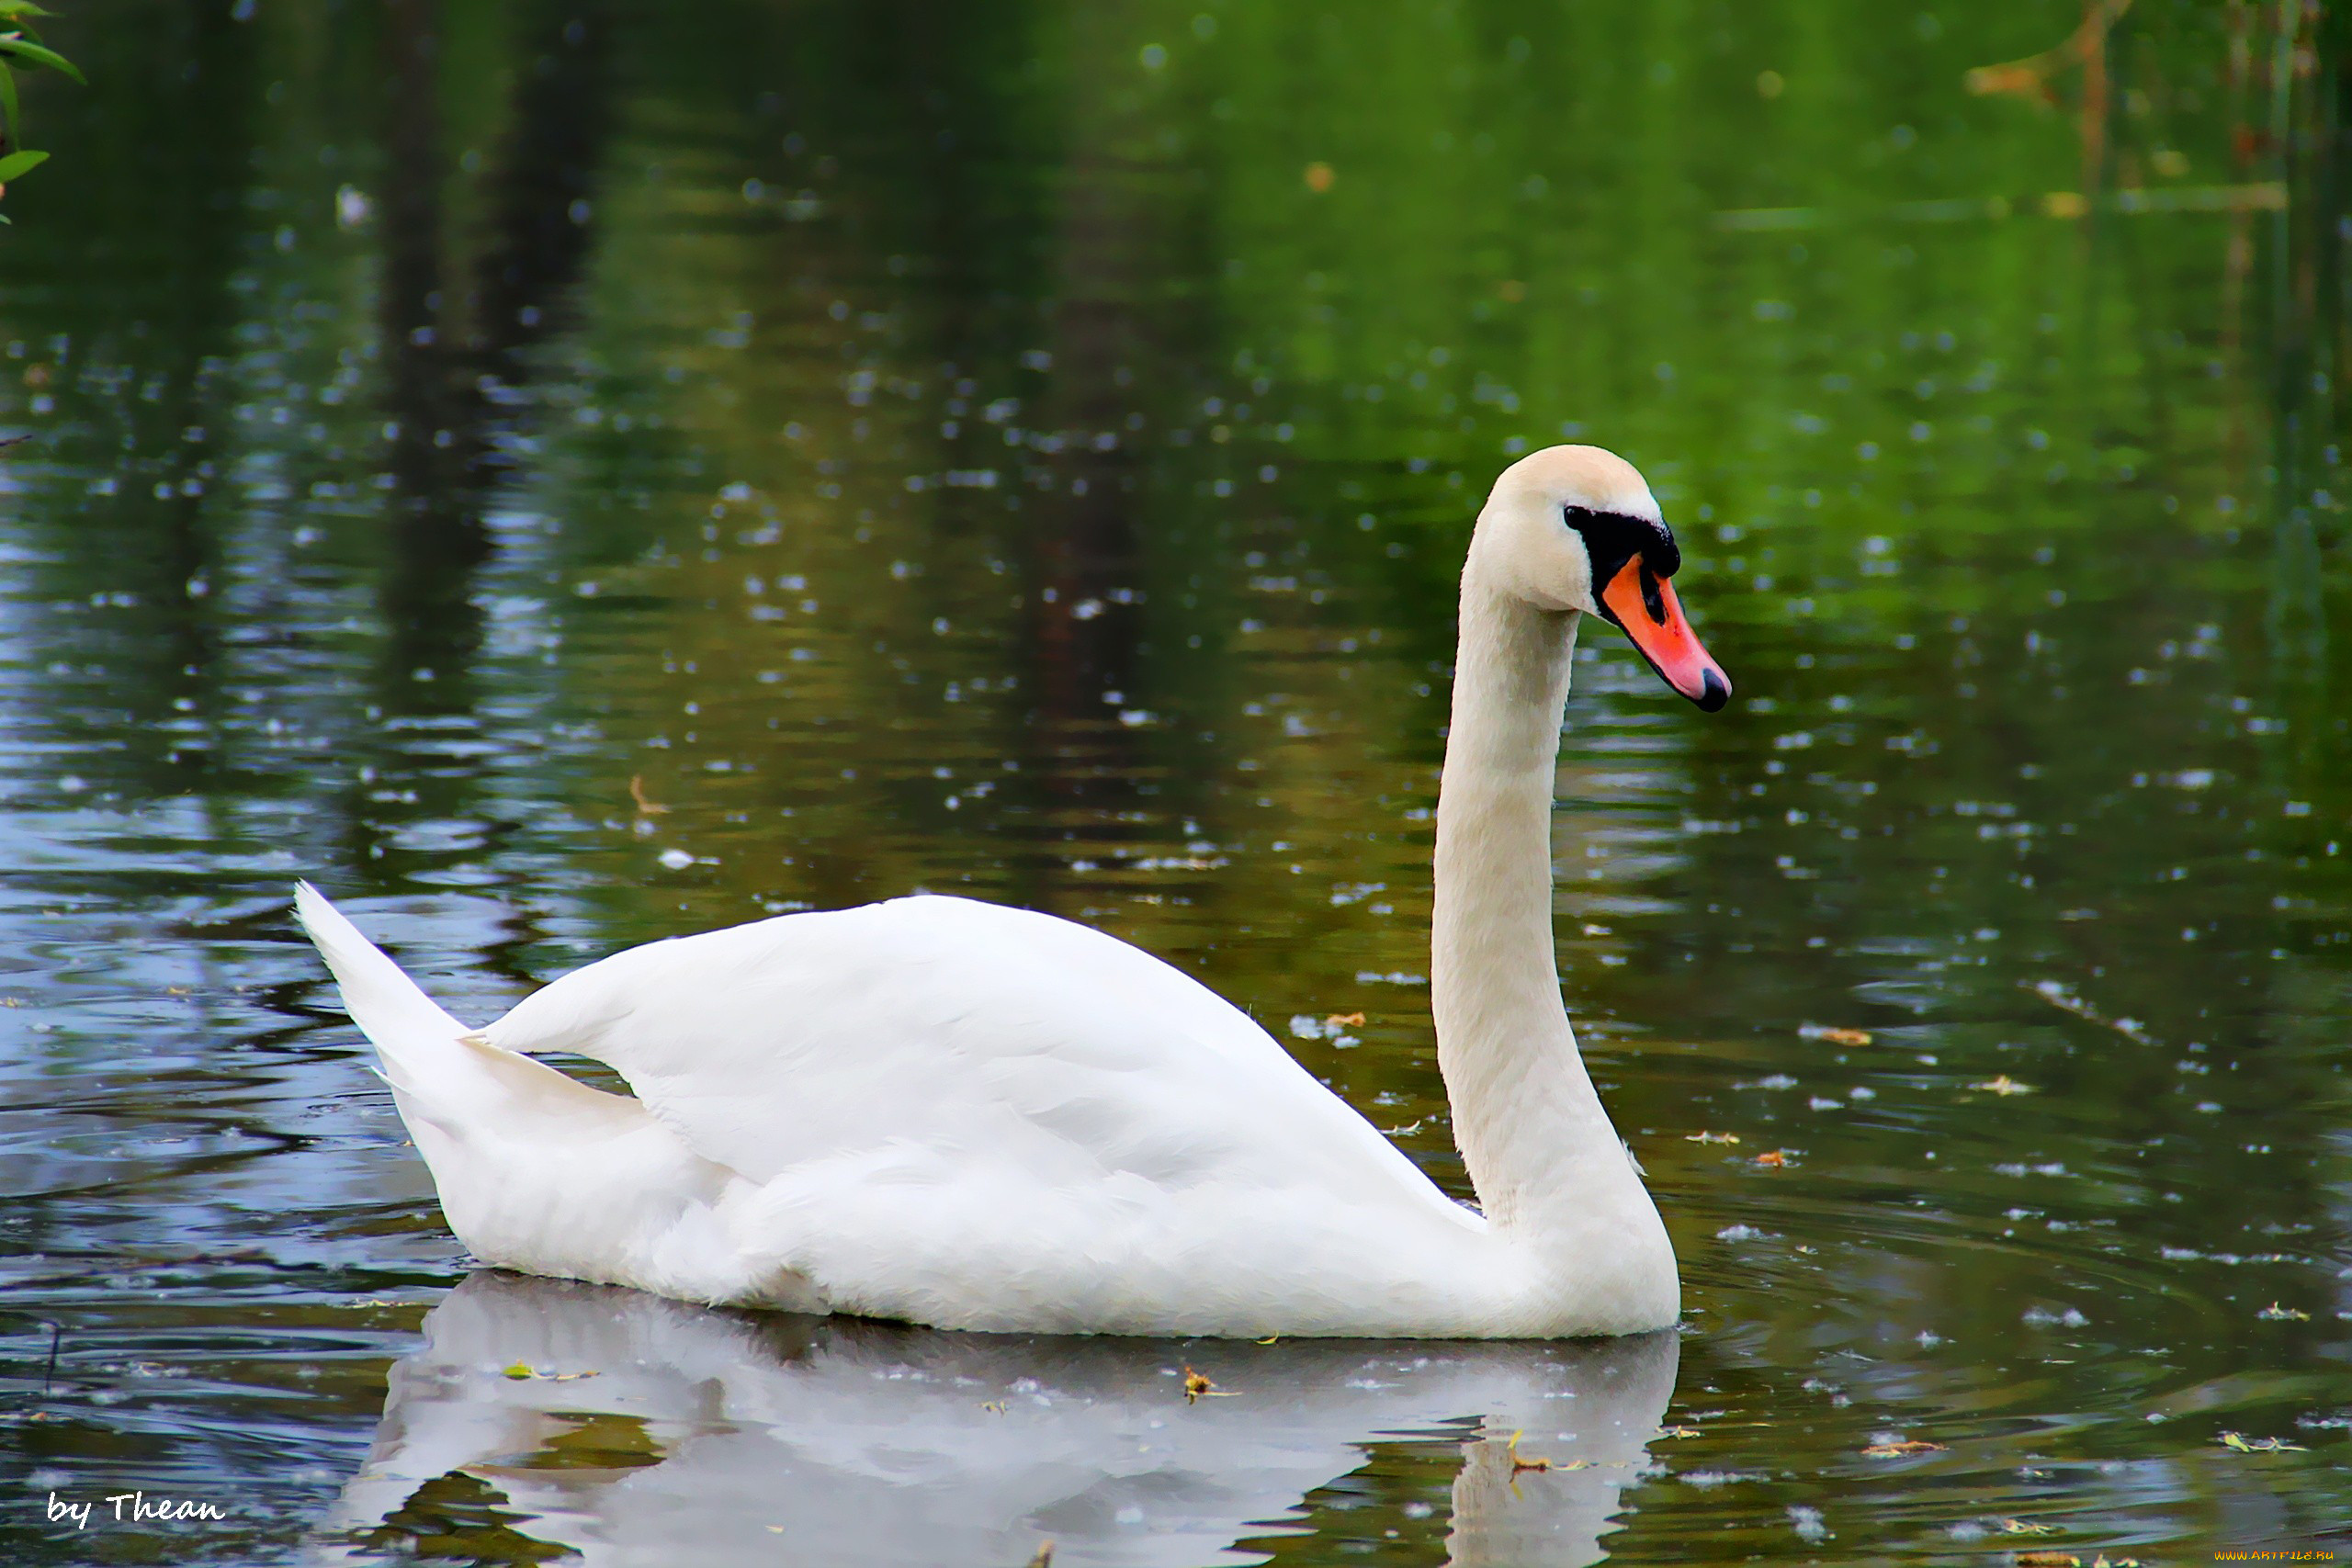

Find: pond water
[2,1,2348,1562]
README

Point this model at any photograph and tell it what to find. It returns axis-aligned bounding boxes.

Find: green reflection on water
[0,0,2346,1563]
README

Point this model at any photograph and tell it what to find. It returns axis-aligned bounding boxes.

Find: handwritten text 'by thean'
[48,1491,226,1529]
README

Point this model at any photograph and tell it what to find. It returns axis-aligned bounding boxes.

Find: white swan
[300,445,1729,1338]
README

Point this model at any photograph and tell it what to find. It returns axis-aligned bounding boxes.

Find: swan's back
[491,896,1405,1191]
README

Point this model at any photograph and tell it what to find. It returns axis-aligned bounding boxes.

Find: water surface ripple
[0,1,2346,1562]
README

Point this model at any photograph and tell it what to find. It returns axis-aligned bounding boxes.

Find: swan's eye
[1563,506,1679,587]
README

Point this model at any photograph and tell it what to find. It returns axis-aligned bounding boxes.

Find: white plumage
[301,446,1717,1337]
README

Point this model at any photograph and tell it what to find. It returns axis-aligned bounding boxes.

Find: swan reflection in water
[318,1271,1678,1566]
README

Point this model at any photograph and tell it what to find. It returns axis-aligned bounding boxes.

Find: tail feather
[295,881,649,1134]
[296,880,472,1055]
[294,881,775,1303]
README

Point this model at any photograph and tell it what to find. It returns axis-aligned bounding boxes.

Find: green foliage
[0,0,80,221]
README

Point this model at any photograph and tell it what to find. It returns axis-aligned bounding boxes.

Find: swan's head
[1474,444,1731,712]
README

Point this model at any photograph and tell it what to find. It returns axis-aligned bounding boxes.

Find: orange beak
[1598,557,1731,712]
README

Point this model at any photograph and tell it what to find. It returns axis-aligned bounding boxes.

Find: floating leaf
[1972,1074,2032,1096]
[2256,1302,2310,1321]
[2015,1553,2081,1567]
[2218,1430,2304,1452]
[503,1362,535,1379]
[1800,1025,1872,1046]
[1505,1429,1551,1473]
[1323,1010,1365,1027]
[1657,1425,1702,1439]
[2000,1517,2063,1535]
[1686,1130,1741,1145]
[1754,1148,1791,1168]
[1861,1438,1946,1457]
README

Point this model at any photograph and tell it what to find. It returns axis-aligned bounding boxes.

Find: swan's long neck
[1432,569,1657,1258]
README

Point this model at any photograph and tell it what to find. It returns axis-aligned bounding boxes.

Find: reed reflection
[374,0,611,700]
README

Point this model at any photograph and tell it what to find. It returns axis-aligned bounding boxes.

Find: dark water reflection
[1,0,2347,1562]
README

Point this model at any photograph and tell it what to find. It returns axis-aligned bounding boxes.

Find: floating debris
[1181,1365,1234,1403]
[2001,1517,2064,1535]
[1501,1429,1586,1473]
[501,1363,598,1382]
[2257,1302,2310,1321]
[628,774,670,815]
[1800,1025,1872,1046]
[1687,1130,1742,1145]
[1658,1426,1702,1439]
[2024,979,2154,1044]
[1024,1542,1055,1568]
[1862,1438,1947,1457]
[2014,1553,2081,1568]
[1973,1075,2032,1096]
[1323,1010,1366,1027]
[1754,1149,1792,1168]
[2219,1431,2305,1453]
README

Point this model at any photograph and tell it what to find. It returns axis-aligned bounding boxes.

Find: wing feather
[482,896,1449,1217]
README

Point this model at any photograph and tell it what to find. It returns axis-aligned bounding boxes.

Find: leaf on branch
[0,147,47,183]
[0,37,82,84]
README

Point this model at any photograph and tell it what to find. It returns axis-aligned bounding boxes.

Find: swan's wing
[481,895,1454,1220]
